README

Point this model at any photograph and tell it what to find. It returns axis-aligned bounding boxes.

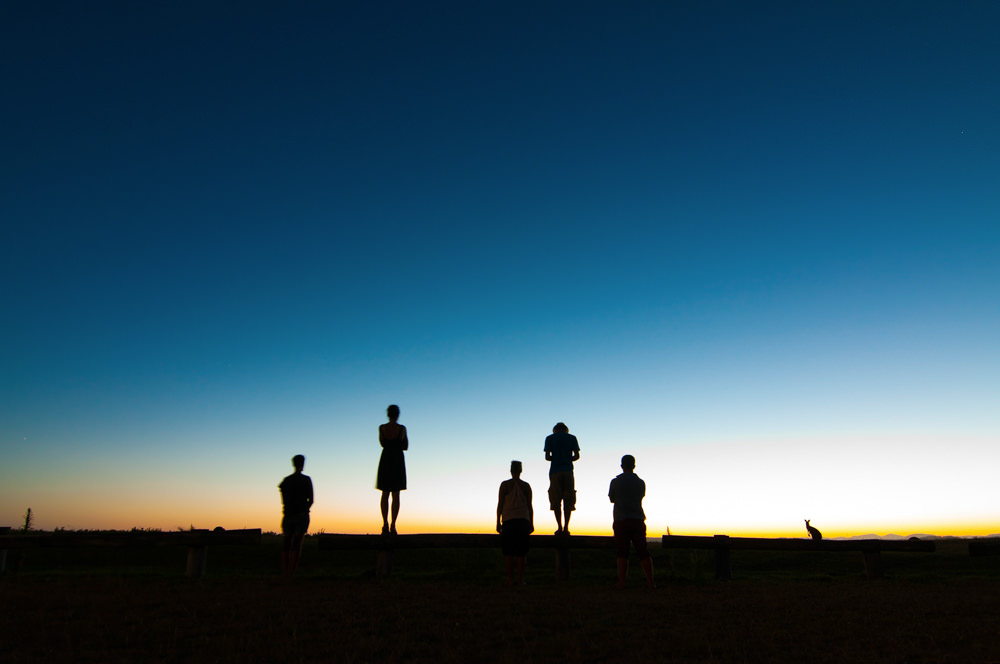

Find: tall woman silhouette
[377,404,407,535]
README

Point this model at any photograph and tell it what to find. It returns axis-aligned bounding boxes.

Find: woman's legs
[380,491,390,533]
[390,490,400,533]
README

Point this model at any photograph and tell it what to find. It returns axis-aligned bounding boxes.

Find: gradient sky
[3,2,998,538]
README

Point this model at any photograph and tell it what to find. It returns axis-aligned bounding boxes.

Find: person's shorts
[281,513,310,537]
[500,518,531,557]
[613,519,650,559]
[548,471,576,511]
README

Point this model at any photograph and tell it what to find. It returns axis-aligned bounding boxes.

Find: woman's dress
[376,426,407,491]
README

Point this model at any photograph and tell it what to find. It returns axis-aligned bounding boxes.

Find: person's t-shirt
[279,473,314,515]
[609,472,646,521]
[544,431,580,475]
[499,479,532,521]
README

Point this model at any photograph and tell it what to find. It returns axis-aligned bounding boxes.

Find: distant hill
[830,534,1000,541]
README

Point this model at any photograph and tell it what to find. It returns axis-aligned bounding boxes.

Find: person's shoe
[390,525,397,535]
[381,525,389,536]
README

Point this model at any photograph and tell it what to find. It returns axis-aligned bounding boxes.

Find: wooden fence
[319,533,603,579]
[319,532,937,580]
[0,528,262,577]
[968,538,1000,557]
[1,528,946,580]
[661,534,936,579]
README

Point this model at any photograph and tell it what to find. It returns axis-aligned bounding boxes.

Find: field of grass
[2,536,999,662]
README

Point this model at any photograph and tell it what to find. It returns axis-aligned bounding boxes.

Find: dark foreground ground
[2,538,998,663]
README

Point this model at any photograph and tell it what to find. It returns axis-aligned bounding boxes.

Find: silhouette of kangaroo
[805,519,822,540]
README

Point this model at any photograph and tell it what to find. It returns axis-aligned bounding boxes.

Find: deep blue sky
[3,2,998,535]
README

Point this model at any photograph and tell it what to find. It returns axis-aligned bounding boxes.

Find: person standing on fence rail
[377,404,408,535]
[279,454,314,577]
[497,460,534,586]
[544,421,580,535]
[609,454,655,589]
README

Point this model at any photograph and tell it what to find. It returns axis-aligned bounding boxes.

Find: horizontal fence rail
[968,539,1000,557]
[0,529,262,549]
[661,534,935,552]
[661,534,936,579]
[318,532,937,580]
[319,533,614,578]
[0,528,262,577]
[2,529,945,580]
[318,533,613,551]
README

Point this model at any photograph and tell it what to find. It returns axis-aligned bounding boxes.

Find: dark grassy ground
[2,537,999,663]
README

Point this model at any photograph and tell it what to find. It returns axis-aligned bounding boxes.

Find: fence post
[555,541,570,579]
[186,545,207,577]
[376,548,393,579]
[0,526,8,574]
[862,550,882,579]
[714,535,732,580]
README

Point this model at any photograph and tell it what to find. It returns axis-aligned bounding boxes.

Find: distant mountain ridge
[829,534,1000,541]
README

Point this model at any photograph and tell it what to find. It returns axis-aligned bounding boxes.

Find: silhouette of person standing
[544,422,580,534]
[279,454,313,577]
[497,460,533,586]
[609,454,655,589]
[377,404,407,535]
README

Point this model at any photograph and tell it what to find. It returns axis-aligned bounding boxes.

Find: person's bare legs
[640,556,655,588]
[563,506,572,534]
[390,490,400,534]
[282,534,292,576]
[380,491,390,534]
[553,508,563,534]
[289,533,305,576]
[616,557,628,589]
[504,555,526,585]
[283,533,305,577]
